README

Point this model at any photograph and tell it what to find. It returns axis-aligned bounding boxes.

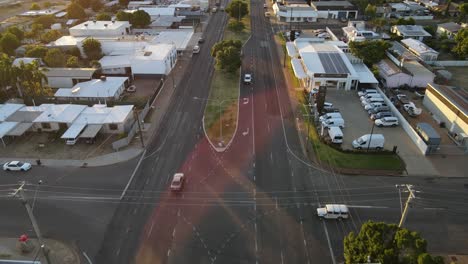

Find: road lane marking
[147,221,154,238]
[120,149,147,200]
[322,221,336,264]
[347,205,389,209]
[167,249,171,257]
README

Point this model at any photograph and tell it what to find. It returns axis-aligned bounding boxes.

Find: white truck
[317,204,349,219]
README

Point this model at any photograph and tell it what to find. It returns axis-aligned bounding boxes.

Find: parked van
[358,89,377,97]
[319,112,342,122]
[364,102,387,110]
[317,204,349,219]
[367,105,391,115]
[321,118,345,128]
[365,97,385,104]
[370,111,393,120]
[328,126,343,144]
[375,117,399,127]
[193,45,200,54]
[360,93,382,101]
[352,134,385,150]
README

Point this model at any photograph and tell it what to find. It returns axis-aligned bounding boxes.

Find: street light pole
[367,120,375,152]
[395,184,403,216]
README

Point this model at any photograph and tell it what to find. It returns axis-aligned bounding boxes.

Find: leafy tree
[40,29,62,43]
[14,60,50,98]
[395,17,415,25]
[30,3,41,10]
[25,45,48,58]
[116,10,131,21]
[96,13,111,21]
[349,40,391,66]
[211,40,242,72]
[25,24,44,40]
[77,0,92,8]
[44,48,66,67]
[444,0,452,16]
[0,33,20,55]
[130,10,151,28]
[66,47,82,58]
[344,221,443,264]
[459,3,468,22]
[424,25,436,36]
[91,0,104,12]
[66,56,80,67]
[227,20,245,32]
[211,39,242,57]
[365,4,377,19]
[7,26,24,41]
[0,53,17,95]
[371,18,387,33]
[226,0,248,21]
[82,38,102,60]
[33,15,56,28]
[119,0,130,7]
[453,27,468,58]
[43,1,52,8]
[67,2,87,19]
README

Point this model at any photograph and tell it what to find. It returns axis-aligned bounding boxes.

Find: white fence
[377,88,429,155]
[426,60,468,67]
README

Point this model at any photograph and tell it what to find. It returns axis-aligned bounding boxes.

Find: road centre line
[120,149,147,200]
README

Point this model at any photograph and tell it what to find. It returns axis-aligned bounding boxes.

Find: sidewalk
[0,238,81,264]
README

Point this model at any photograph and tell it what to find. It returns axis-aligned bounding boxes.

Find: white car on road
[170,173,185,191]
[244,73,252,84]
[3,161,32,171]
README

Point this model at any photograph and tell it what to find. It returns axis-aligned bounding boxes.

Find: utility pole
[134,108,145,148]
[367,121,375,152]
[12,182,52,264]
[398,184,416,228]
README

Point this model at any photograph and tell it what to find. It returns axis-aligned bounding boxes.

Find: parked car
[3,161,32,171]
[371,111,393,120]
[198,37,205,44]
[243,73,252,84]
[192,45,200,54]
[315,102,333,109]
[360,93,382,102]
[319,112,342,122]
[375,117,399,127]
[358,89,377,97]
[368,106,391,115]
[396,94,410,104]
[170,173,185,191]
[403,102,422,117]
[364,102,387,111]
[321,118,345,129]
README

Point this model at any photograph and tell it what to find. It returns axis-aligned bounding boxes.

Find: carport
[0,122,19,147]
[79,124,103,143]
[61,123,87,142]
[6,123,33,137]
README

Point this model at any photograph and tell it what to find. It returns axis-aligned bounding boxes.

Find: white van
[362,97,385,106]
[321,118,344,129]
[319,112,342,122]
[352,134,385,150]
[317,204,349,219]
[328,126,343,144]
[193,45,200,54]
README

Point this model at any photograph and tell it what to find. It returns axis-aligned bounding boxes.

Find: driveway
[325,89,440,176]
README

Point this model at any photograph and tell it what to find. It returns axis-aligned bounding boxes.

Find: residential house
[54,76,128,101]
[437,22,464,39]
[311,1,358,19]
[69,20,131,37]
[391,25,432,41]
[376,59,412,88]
[401,38,439,61]
[44,68,97,88]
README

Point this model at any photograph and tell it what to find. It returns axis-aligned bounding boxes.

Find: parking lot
[323,89,440,176]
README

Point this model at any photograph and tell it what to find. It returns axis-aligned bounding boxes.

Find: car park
[375,117,399,127]
[243,73,252,84]
[3,161,32,171]
[370,111,393,120]
[170,173,185,191]
[317,204,349,219]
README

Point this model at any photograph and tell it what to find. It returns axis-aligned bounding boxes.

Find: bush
[30,3,41,10]
[96,13,111,21]
[25,45,48,58]
[66,56,79,67]
[33,15,56,28]
[66,47,82,58]
[44,48,66,67]
[227,20,245,32]
[40,30,62,43]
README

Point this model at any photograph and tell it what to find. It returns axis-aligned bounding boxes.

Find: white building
[287,38,377,91]
[100,43,177,77]
[152,30,194,52]
[127,1,154,9]
[423,84,468,137]
[272,3,318,23]
[44,68,96,88]
[436,22,464,39]
[401,38,439,61]
[342,21,386,42]
[311,1,358,19]
[376,59,412,88]
[402,60,435,88]
[33,104,88,132]
[54,76,128,101]
[391,25,432,41]
[69,20,131,37]
[136,7,176,20]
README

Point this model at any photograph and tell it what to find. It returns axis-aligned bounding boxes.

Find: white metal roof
[134,44,175,60]
[401,38,438,55]
[99,55,132,69]
[44,68,96,78]
[52,36,86,46]
[291,58,307,79]
[71,20,130,31]
[61,123,86,139]
[393,25,432,37]
[286,42,298,57]
[138,7,176,16]
[152,31,194,50]
[353,63,378,84]
[34,104,87,123]
[377,59,404,76]
[403,60,435,77]
[54,77,128,98]
[0,104,24,121]
[79,124,103,138]
[73,105,133,124]
[12,58,40,67]
[0,122,19,138]
[7,123,33,136]
[20,8,62,16]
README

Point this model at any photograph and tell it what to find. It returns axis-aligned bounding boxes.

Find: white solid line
[172,227,176,237]
[167,249,171,257]
[424,207,446,210]
[280,251,284,264]
[47,196,119,200]
[120,149,147,200]
[147,221,154,238]
[322,221,336,264]
[83,252,93,264]
[347,205,389,209]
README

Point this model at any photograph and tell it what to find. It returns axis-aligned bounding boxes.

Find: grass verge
[276,33,301,88]
[297,92,405,172]
[204,11,251,146]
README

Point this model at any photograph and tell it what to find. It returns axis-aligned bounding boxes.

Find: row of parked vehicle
[359,89,399,127]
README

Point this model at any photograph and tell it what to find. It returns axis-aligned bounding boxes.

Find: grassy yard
[297,94,405,172]
[204,9,252,146]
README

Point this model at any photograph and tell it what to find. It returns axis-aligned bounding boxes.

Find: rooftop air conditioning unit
[100,76,107,81]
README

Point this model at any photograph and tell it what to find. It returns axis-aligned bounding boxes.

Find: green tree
[43,1,52,8]
[25,45,48,58]
[349,40,391,66]
[211,40,242,72]
[226,0,248,21]
[459,3,468,22]
[91,0,104,12]
[227,20,245,32]
[33,15,56,28]
[30,3,41,10]
[67,2,87,19]
[7,26,24,41]
[0,33,20,55]
[130,10,151,28]
[0,53,17,95]
[65,47,82,58]
[40,29,62,43]
[444,0,452,16]
[14,60,50,99]
[116,10,131,21]
[119,0,130,7]
[44,48,66,67]
[371,17,387,33]
[77,0,92,8]
[82,38,102,60]
[344,221,442,264]
[453,27,468,58]
[365,4,377,19]
[96,12,111,21]
[66,56,80,67]
[25,24,44,40]
[395,17,415,25]
[211,39,242,57]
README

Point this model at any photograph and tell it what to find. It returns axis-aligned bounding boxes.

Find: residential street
[0,0,467,263]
